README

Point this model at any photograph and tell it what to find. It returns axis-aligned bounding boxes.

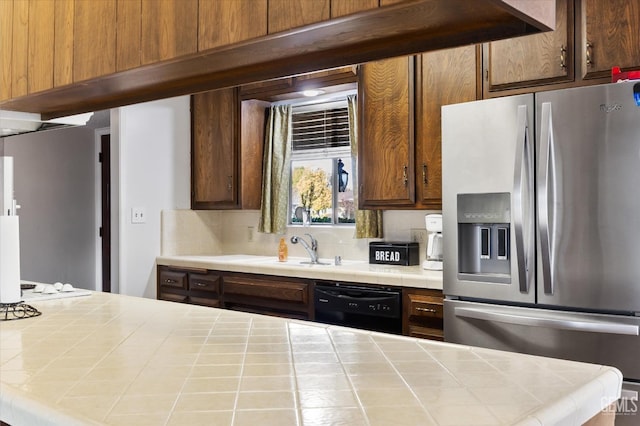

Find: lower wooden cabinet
[402,287,444,341]
[223,273,312,319]
[157,266,312,320]
[158,266,444,339]
[157,266,221,307]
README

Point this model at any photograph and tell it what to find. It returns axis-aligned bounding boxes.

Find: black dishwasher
[314,282,402,335]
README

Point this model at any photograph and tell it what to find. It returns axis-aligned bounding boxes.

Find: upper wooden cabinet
[416,46,479,209]
[198,0,268,50]
[74,0,116,83]
[484,0,640,95]
[141,0,198,64]
[191,89,267,210]
[0,0,14,101]
[484,0,573,93]
[358,57,415,208]
[0,0,555,117]
[580,0,640,80]
[54,0,74,87]
[268,0,330,33]
[359,47,479,210]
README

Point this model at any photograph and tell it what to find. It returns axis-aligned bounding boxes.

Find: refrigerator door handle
[513,105,533,293]
[538,102,554,295]
[455,307,640,336]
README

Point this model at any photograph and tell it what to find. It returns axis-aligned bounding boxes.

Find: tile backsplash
[161,209,440,261]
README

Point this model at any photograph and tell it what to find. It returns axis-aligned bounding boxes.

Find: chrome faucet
[291,234,319,264]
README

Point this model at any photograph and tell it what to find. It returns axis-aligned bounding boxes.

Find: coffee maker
[423,214,443,270]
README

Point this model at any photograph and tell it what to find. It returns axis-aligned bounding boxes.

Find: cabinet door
[28,0,54,94]
[268,0,329,33]
[141,0,197,65]
[416,46,479,209]
[74,0,116,82]
[402,288,444,341]
[0,0,13,101]
[11,0,28,98]
[330,0,378,18]
[358,57,415,208]
[198,0,267,51]
[54,0,74,87]
[239,100,268,209]
[484,0,573,92]
[116,0,141,72]
[192,88,240,209]
[580,0,640,80]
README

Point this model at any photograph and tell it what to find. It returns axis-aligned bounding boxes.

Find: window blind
[292,105,350,151]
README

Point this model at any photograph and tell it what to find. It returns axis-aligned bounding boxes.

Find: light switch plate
[131,207,146,224]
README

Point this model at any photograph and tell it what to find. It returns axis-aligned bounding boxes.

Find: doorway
[100,134,111,292]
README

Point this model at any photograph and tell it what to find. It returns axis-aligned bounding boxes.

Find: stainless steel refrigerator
[442,81,640,422]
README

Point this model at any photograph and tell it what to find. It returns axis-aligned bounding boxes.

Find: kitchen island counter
[156,255,443,290]
[0,291,621,425]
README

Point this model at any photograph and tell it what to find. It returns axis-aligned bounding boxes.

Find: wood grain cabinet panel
[358,57,415,208]
[28,0,55,94]
[116,0,142,72]
[198,0,267,51]
[74,0,116,82]
[484,0,573,92]
[141,0,197,65]
[416,46,478,209]
[330,0,379,18]
[0,0,13,101]
[54,0,74,87]
[580,0,640,80]
[268,0,329,33]
[11,0,28,98]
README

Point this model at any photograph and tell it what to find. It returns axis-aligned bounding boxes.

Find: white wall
[113,96,190,298]
[2,127,97,288]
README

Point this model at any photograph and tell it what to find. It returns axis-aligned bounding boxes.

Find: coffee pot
[423,214,443,270]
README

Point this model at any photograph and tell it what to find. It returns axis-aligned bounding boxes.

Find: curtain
[347,94,384,239]
[258,105,292,234]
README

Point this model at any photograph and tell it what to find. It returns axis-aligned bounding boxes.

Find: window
[289,98,356,225]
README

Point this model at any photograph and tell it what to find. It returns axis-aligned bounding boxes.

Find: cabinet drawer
[409,325,444,341]
[189,273,221,294]
[189,296,220,308]
[408,294,443,319]
[159,292,188,303]
[159,270,187,289]
[223,277,309,304]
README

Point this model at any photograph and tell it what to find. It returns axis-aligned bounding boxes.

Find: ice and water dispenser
[457,193,511,283]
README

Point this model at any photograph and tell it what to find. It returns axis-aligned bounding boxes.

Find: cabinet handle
[195,282,207,287]
[422,163,428,184]
[403,165,408,186]
[165,279,177,284]
[586,41,593,67]
[227,176,233,191]
[559,45,566,69]
[416,307,438,313]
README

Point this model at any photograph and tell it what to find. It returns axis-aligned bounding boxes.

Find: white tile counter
[156,255,444,290]
[0,291,621,425]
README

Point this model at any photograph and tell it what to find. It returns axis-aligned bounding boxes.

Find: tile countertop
[0,291,622,426]
[156,255,444,290]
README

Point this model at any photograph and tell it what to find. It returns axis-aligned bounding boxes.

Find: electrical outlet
[247,226,255,242]
[410,229,427,244]
[131,207,146,224]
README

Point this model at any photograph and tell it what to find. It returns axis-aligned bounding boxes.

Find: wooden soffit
[0,0,555,119]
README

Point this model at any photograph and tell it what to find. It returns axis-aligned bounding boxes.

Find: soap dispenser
[278,237,288,262]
